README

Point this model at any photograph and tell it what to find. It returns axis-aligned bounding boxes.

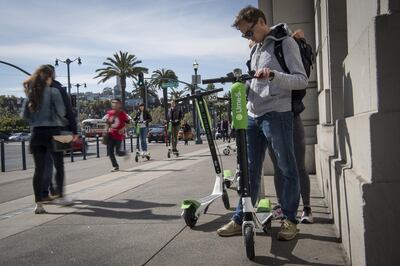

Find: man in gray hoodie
[217,6,308,241]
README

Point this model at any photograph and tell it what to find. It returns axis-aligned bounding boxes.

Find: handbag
[48,90,73,151]
[102,132,110,145]
[52,132,73,152]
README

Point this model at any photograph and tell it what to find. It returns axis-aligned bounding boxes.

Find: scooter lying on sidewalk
[180,88,230,228]
[203,70,273,260]
[134,122,150,162]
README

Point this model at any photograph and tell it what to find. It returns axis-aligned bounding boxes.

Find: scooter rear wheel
[222,190,230,209]
[183,207,198,228]
[135,156,138,162]
[244,225,255,260]
[223,148,230,156]
[167,152,171,158]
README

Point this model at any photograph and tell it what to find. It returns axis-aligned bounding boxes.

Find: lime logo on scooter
[231,82,248,129]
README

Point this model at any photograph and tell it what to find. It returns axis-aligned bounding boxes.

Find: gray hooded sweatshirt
[248,24,308,118]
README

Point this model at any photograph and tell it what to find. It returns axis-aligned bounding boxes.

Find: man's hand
[255,68,273,79]
[72,135,79,142]
[118,129,125,135]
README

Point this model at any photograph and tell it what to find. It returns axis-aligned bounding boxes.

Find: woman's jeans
[140,127,148,151]
[232,111,300,224]
[30,127,65,203]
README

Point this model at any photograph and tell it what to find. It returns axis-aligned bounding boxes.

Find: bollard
[21,140,27,170]
[70,143,74,162]
[96,135,100,158]
[130,134,133,153]
[82,136,86,160]
[1,140,5,172]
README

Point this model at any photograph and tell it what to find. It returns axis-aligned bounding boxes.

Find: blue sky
[0,0,257,97]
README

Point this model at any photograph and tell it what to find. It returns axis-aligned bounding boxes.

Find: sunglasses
[241,21,257,39]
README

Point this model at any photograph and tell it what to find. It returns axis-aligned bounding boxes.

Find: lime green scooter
[203,70,273,260]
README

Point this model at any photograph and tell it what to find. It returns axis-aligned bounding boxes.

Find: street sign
[161,81,179,89]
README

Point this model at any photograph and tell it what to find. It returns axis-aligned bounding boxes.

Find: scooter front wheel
[244,225,255,260]
[135,155,138,162]
[224,180,232,189]
[167,152,171,158]
[183,207,198,228]
[222,190,230,209]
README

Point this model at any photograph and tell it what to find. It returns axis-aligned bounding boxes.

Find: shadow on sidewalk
[253,227,342,266]
[69,199,180,221]
[191,212,234,232]
[119,169,185,173]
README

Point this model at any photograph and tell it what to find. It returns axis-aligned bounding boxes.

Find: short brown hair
[232,5,267,28]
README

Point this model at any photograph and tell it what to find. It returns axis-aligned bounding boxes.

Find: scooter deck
[255,212,273,226]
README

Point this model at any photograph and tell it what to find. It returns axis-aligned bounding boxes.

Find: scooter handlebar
[202,77,236,84]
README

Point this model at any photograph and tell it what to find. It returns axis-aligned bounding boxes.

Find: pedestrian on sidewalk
[167,100,182,152]
[221,118,229,142]
[22,65,75,214]
[103,99,130,172]
[134,103,152,157]
[267,29,313,224]
[182,120,191,145]
[217,6,308,241]
[41,65,78,202]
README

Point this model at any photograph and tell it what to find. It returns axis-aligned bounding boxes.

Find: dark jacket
[52,80,78,134]
[168,107,182,126]
[134,109,152,127]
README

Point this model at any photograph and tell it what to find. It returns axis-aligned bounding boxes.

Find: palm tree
[94,51,148,109]
[151,68,179,120]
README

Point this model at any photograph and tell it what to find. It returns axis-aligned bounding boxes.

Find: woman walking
[22,65,71,214]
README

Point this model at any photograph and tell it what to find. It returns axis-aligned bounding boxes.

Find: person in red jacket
[103,99,130,171]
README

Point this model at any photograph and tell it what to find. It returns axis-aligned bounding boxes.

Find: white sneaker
[53,197,74,206]
[34,204,47,214]
[300,206,314,224]
[272,205,284,220]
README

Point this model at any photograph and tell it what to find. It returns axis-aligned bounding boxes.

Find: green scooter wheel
[183,207,198,228]
[244,225,255,260]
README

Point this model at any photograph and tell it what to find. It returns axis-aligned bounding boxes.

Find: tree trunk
[121,77,126,110]
[162,87,168,122]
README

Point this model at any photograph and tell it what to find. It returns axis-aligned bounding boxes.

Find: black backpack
[275,36,314,115]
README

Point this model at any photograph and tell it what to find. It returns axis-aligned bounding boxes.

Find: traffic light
[70,95,77,108]
[138,72,144,86]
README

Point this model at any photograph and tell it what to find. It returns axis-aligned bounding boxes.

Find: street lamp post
[72,83,86,130]
[193,60,203,144]
[55,57,82,95]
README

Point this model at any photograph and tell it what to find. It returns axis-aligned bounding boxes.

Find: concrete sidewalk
[0,141,348,265]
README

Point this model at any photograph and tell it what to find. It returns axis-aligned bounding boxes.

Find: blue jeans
[140,127,148,151]
[232,111,300,224]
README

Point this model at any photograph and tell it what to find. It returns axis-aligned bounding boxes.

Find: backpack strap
[274,40,290,74]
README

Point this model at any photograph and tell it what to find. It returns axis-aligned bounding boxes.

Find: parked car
[148,127,166,143]
[0,132,10,142]
[178,128,195,141]
[8,132,30,141]
[65,136,89,154]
